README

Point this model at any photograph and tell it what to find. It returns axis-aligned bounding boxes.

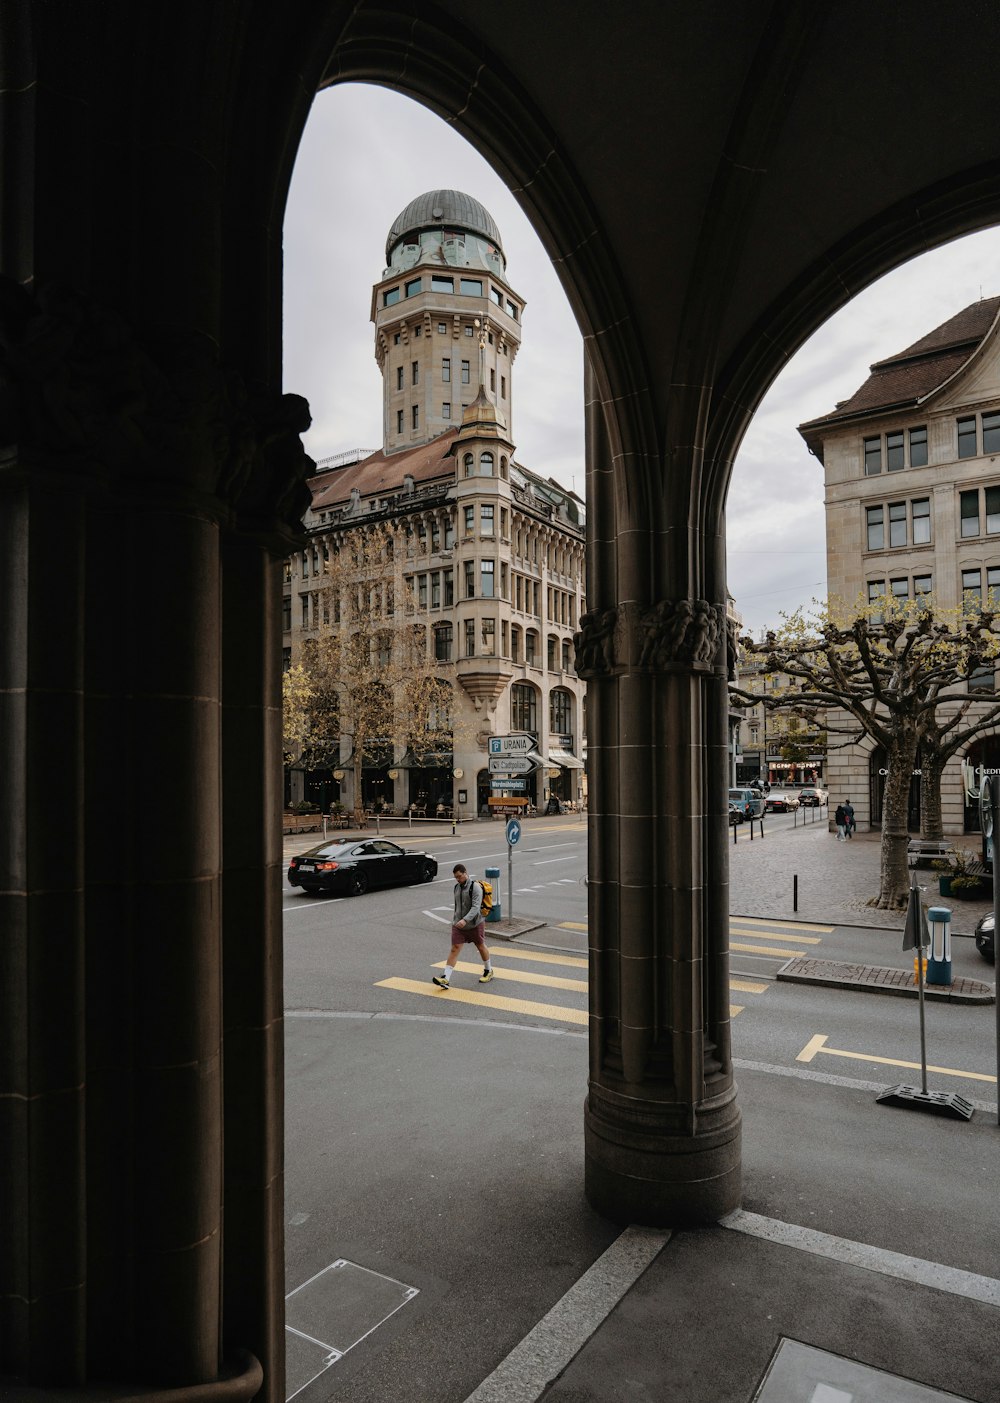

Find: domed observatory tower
[372,189,524,451]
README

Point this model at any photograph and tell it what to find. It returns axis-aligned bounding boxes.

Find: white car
[765,791,800,813]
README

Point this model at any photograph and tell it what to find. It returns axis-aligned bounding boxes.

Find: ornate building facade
[284,191,586,820]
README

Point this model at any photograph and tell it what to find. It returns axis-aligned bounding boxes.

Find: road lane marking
[731,940,807,957]
[376,978,589,1025]
[423,910,451,924]
[440,960,587,992]
[729,926,822,945]
[378,979,745,1022]
[797,1034,996,1084]
[557,921,589,931]
[533,856,578,865]
[731,917,833,933]
[554,920,821,948]
[487,948,588,968]
[730,978,769,995]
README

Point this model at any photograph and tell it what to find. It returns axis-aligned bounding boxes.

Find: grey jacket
[453,878,483,926]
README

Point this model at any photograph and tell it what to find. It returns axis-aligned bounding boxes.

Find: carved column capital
[573,606,621,678]
[636,597,725,673]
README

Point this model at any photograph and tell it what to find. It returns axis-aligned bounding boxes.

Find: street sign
[492,779,526,791]
[506,818,521,846]
[489,733,535,755]
[487,795,528,808]
[489,755,536,774]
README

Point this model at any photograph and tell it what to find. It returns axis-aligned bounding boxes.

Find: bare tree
[731,599,1000,910]
[294,522,457,824]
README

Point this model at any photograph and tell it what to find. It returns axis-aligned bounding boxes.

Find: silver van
[728,787,765,818]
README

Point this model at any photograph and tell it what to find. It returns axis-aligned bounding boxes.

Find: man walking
[432,864,494,988]
[834,802,847,841]
[844,798,856,838]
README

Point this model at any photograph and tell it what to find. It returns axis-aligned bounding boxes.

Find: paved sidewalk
[778,955,994,1003]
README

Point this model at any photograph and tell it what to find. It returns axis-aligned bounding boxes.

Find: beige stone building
[284,190,586,820]
[798,295,1000,833]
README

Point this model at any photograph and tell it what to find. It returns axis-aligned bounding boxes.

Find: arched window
[550,687,573,735]
[464,452,474,478]
[434,623,453,662]
[500,455,509,480]
[511,682,537,734]
[480,451,494,476]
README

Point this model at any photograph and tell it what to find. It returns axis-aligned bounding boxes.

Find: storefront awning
[548,749,584,770]
[395,749,453,770]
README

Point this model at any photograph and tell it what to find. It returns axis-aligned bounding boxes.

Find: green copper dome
[386,190,504,264]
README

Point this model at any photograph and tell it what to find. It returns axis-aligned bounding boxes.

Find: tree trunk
[353,753,364,827]
[873,731,917,909]
[920,750,945,841]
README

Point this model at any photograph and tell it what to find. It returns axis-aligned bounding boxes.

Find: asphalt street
[281,814,1000,1403]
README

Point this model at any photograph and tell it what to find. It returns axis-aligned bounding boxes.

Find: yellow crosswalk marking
[376,977,588,1025]
[730,978,769,995]
[555,919,824,945]
[439,960,587,992]
[557,921,589,931]
[488,947,588,969]
[731,917,833,934]
[730,1006,744,1017]
[797,1033,996,1084]
[731,941,806,957]
[729,927,822,945]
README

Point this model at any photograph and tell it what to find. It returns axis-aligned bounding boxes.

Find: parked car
[766,791,800,813]
[798,786,828,807]
[728,787,765,819]
[288,838,438,896]
[974,911,996,963]
[728,801,745,825]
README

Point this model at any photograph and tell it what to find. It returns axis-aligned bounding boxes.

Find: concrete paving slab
[778,956,995,1004]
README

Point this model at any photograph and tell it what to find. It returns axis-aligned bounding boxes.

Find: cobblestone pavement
[778,955,993,1002]
[729,816,994,934]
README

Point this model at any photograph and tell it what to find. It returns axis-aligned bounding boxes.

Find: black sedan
[288,838,438,896]
[973,911,996,964]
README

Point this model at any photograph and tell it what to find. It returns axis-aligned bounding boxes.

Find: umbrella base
[876,1083,975,1120]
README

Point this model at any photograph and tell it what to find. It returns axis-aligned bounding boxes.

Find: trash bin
[927,905,952,986]
[485,865,501,922]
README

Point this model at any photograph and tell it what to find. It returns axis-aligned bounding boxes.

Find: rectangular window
[418,574,427,608]
[481,503,494,536]
[867,580,885,622]
[405,278,422,297]
[533,581,541,615]
[986,486,1000,534]
[411,405,419,429]
[442,402,451,419]
[913,573,933,599]
[548,637,557,670]
[413,325,422,337]
[481,618,496,655]
[890,577,908,602]
[960,489,980,538]
[464,561,475,598]
[464,326,474,337]
[511,629,520,663]
[864,437,882,476]
[888,501,906,548]
[562,640,571,670]
[443,569,454,606]
[501,620,509,656]
[866,505,884,551]
[444,519,455,549]
[500,562,508,598]
[435,624,452,662]
[911,497,930,544]
[501,375,506,399]
[461,360,471,384]
[886,431,904,472]
[432,276,454,293]
[300,594,309,627]
[442,357,451,382]
[431,572,441,608]
[438,322,447,333]
[465,619,476,656]
[490,286,503,307]
[909,426,928,467]
[506,300,518,319]
[302,549,310,578]
[396,365,403,390]
[500,507,509,537]
[963,568,982,612]
[989,567,1000,608]
[383,286,400,306]
[481,559,495,598]
[515,575,522,610]
[412,361,419,385]
[490,367,496,391]
[464,505,475,535]
[958,417,977,458]
[984,412,1000,454]
[282,596,291,631]
[396,410,403,433]
[460,278,483,296]
[525,632,536,665]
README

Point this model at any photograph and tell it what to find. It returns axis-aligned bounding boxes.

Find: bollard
[485,865,502,922]
[926,905,952,985]
[793,874,798,911]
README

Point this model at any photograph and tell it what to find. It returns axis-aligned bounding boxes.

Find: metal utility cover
[753,1339,976,1402]
[285,1259,418,1399]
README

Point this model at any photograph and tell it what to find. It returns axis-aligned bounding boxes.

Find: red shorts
[452,921,487,947]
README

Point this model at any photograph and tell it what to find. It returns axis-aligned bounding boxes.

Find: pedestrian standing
[432,864,494,987]
[844,798,855,838]
[834,802,847,841]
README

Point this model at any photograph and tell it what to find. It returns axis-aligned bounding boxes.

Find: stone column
[578,364,741,1226]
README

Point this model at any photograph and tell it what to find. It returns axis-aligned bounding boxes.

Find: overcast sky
[284,83,1000,637]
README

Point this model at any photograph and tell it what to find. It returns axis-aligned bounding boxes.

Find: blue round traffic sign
[506,818,522,846]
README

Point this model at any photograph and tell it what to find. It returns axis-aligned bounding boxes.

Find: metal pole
[793,874,798,912]
[994,782,1000,1125]
[508,840,513,920]
[917,935,928,1096]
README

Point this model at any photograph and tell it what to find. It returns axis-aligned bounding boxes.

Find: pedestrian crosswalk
[375,917,831,1028]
